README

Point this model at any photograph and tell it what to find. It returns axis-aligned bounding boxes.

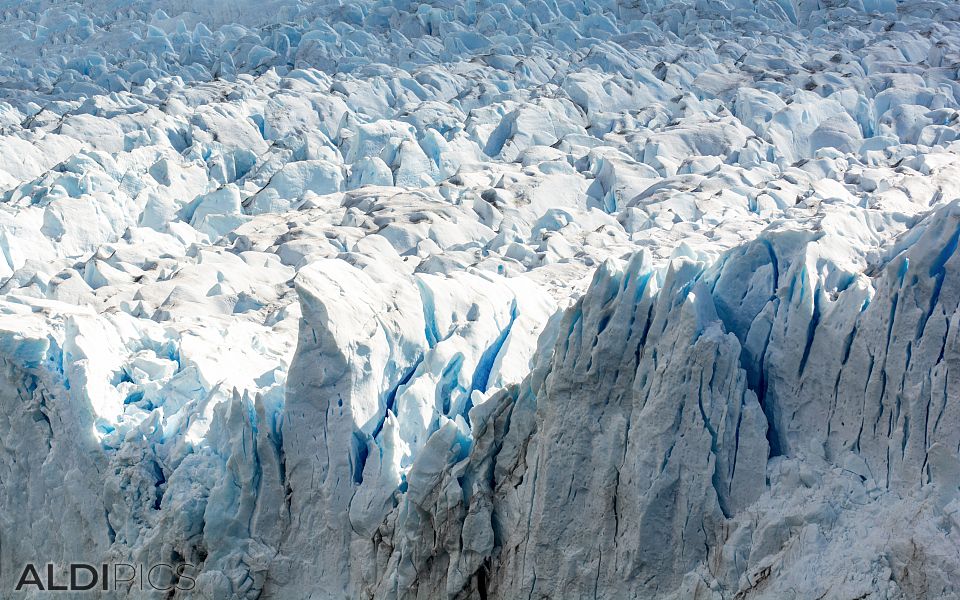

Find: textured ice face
[2,0,960,598]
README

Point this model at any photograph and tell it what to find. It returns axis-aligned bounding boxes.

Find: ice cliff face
[2,0,960,598]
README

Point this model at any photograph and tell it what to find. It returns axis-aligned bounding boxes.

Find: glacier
[2,0,960,598]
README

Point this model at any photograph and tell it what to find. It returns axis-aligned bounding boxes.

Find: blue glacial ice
[2,0,960,598]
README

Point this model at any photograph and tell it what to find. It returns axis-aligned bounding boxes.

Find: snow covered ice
[3,0,960,597]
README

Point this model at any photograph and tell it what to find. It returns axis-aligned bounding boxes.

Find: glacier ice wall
[1,0,960,598]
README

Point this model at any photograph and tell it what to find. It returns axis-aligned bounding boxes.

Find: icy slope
[2,0,960,598]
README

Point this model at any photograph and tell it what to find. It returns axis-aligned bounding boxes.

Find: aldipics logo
[13,563,197,593]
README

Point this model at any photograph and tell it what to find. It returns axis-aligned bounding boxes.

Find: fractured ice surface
[2,0,960,598]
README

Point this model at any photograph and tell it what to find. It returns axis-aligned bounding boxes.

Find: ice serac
[0,318,111,592]
[271,257,425,598]
[337,199,960,599]
[728,199,960,492]
[271,253,555,598]
[481,253,770,598]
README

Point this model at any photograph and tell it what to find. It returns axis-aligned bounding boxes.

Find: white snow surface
[1,0,960,598]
